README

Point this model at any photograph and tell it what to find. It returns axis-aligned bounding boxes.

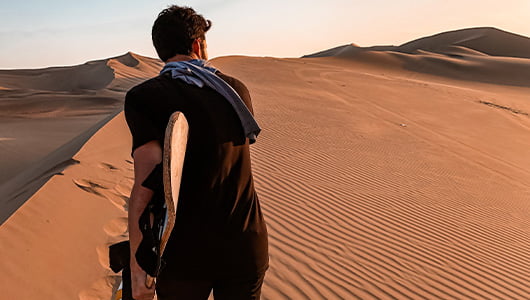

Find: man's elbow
[133,140,163,165]
[129,183,155,208]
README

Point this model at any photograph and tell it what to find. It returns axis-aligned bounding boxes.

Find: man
[124,5,269,300]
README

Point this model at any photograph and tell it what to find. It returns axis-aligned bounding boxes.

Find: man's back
[124,72,268,280]
[126,5,268,299]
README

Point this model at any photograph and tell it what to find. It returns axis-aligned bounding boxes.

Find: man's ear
[191,38,202,58]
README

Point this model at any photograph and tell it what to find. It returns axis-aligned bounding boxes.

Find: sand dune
[1,27,529,299]
[397,27,530,59]
[0,52,162,223]
[0,52,162,92]
[305,27,530,87]
[307,27,530,59]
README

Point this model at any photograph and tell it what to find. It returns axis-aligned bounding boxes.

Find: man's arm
[128,140,162,300]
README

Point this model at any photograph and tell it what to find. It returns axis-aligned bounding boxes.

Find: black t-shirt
[124,71,268,279]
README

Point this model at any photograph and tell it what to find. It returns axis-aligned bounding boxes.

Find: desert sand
[0,27,529,299]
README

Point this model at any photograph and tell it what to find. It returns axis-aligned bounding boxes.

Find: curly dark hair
[152,5,212,61]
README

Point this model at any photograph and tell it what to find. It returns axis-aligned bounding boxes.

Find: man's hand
[131,264,155,300]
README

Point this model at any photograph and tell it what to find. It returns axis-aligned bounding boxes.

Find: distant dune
[306,27,530,59]
[304,27,530,87]
[1,28,529,299]
[397,27,530,59]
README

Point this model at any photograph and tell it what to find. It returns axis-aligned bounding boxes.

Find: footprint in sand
[125,159,134,172]
[99,162,119,171]
[106,181,131,211]
[82,218,129,300]
[103,192,129,212]
[103,217,128,237]
[72,179,108,196]
[78,275,120,300]
[96,244,112,270]
[73,178,130,211]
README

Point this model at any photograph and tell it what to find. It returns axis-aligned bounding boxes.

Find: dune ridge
[398,27,530,59]
[0,112,132,300]
[0,52,162,92]
[0,111,119,224]
[304,27,530,87]
[306,27,530,59]
[0,52,162,224]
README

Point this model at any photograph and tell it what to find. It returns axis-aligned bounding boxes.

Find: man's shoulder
[217,72,251,102]
[127,76,165,97]
[124,76,173,110]
[217,72,247,90]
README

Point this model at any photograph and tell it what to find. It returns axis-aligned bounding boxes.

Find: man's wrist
[130,259,144,272]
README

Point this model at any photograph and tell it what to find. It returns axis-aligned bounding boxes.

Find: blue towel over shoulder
[160,59,261,144]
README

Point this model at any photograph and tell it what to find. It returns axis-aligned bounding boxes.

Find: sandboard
[114,111,189,299]
[145,111,189,288]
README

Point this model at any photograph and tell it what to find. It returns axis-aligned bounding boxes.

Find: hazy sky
[0,0,529,69]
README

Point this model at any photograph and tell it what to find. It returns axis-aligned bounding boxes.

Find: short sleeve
[124,89,163,156]
[217,72,254,115]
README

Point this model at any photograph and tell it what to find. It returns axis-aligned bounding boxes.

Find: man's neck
[166,53,201,62]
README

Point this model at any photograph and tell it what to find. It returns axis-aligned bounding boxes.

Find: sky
[0,0,529,69]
